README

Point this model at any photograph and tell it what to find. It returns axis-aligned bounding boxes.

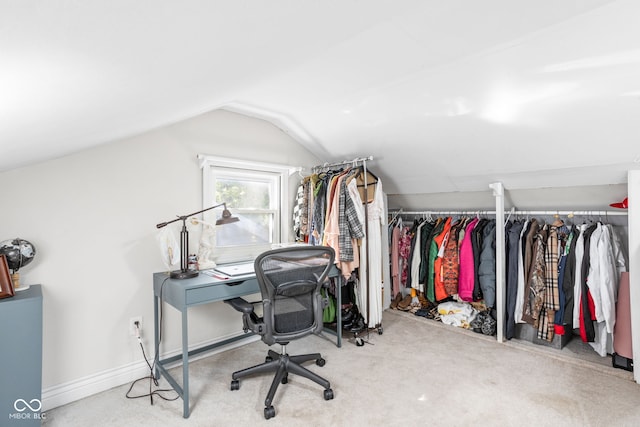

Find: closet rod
[389,210,628,216]
[311,155,374,172]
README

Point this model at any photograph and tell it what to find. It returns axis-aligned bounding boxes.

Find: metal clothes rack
[310,155,382,342]
[311,156,374,173]
[389,209,628,217]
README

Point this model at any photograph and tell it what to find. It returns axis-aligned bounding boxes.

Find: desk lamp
[156,203,239,279]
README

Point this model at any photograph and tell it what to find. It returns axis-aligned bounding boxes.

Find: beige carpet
[43,310,640,426]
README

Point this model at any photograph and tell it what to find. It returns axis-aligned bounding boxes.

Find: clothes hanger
[389,209,403,224]
[552,211,564,227]
[505,207,515,224]
[355,164,377,203]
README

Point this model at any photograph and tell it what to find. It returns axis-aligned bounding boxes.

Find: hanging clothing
[310,174,329,244]
[390,224,401,296]
[404,221,419,289]
[410,220,427,292]
[337,177,366,277]
[537,225,559,341]
[398,226,412,287]
[433,217,454,302]
[458,218,479,302]
[322,171,349,268]
[587,223,619,356]
[426,217,448,302]
[579,223,598,342]
[513,219,530,325]
[418,220,436,285]
[358,178,385,328]
[292,180,304,241]
[478,219,497,308]
[522,225,548,327]
[338,170,365,262]
[471,218,489,301]
[505,220,524,339]
[522,219,540,296]
[555,225,576,335]
[572,223,588,330]
[442,218,466,298]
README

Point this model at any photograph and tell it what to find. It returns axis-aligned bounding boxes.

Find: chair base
[230,347,333,419]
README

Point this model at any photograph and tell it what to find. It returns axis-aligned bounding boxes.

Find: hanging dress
[358,178,385,328]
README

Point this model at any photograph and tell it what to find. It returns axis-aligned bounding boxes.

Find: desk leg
[336,275,342,348]
[153,295,160,380]
[181,309,190,418]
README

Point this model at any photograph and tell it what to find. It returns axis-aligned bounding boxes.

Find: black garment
[340,274,357,306]
[422,218,446,290]
[522,219,539,289]
[404,220,421,287]
[580,223,598,342]
[478,219,497,308]
[312,175,328,242]
[504,220,524,339]
[471,218,488,301]
[561,225,578,327]
[418,220,436,284]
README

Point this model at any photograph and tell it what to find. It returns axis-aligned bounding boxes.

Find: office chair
[224,246,335,419]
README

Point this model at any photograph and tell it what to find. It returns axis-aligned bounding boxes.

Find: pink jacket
[458,218,479,301]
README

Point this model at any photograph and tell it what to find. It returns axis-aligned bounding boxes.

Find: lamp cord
[125,277,178,404]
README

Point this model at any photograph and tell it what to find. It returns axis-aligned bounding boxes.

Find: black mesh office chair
[224,246,335,420]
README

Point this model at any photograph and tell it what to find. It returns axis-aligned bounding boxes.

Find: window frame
[199,155,296,264]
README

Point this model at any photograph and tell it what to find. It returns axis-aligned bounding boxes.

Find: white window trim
[198,154,298,262]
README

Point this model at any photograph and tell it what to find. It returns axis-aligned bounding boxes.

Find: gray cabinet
[0,285,43,426]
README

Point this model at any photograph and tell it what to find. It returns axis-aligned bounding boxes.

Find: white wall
[0,110,321,409]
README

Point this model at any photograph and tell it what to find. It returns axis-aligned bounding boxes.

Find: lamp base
[170,269,199,280]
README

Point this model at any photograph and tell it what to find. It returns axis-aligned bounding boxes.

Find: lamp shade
[216,208,240,225]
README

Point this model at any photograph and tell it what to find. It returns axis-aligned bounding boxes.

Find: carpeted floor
[43,310,639,426]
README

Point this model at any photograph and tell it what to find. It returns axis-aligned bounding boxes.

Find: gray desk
[153,266,341,418]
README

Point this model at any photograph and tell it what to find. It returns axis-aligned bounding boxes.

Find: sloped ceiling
[2,0,639,195]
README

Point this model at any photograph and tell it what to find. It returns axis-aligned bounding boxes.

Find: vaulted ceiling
[3,0,639,195]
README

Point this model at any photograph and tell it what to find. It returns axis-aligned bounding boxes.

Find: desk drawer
[185,278,260,306]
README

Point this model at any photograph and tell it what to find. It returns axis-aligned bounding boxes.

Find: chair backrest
[254,246,335,345]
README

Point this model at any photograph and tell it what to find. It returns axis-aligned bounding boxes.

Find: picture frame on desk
[0,254,15,299]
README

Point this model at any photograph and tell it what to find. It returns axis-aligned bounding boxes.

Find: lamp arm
[156,203,227,229]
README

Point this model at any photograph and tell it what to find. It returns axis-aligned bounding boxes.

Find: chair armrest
[224,297,255,314]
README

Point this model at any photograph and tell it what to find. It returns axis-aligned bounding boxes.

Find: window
[200,155,295,263]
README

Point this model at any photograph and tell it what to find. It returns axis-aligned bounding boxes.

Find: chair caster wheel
[264,405,275,419]
[355,337,364,346]
[281,374,288,384]
[378,326,383,335]
[265,356,273,362]
[324,388,334,400]
[230,380,239,391]
[316,358,326,367]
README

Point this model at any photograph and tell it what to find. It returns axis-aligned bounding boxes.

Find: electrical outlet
[129,316,142,337]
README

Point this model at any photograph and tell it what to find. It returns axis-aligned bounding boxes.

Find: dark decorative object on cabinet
[0,254,15,299]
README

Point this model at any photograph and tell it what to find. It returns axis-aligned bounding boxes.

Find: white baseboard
[41,333,259,412]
